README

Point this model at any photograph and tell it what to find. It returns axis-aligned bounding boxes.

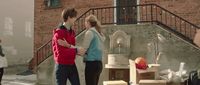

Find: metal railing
[138,4,199,42]
[31,4,200,70]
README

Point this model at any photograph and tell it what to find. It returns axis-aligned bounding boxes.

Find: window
[44,0,61,9]
[25,21,32,38]
[4,17,13,36]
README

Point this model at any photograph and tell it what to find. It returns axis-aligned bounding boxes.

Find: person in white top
[0,39,5,85]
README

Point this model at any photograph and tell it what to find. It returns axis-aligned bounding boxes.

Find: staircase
[29,4,200,71]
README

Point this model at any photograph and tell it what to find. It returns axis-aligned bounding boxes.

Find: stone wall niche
[107,30,131,67]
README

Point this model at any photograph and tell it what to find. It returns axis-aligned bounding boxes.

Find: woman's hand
[77,47,86,56]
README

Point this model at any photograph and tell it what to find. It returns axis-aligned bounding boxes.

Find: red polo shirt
[52,26,76,65]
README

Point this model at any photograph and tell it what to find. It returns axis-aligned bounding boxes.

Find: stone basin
[108,54,129,65]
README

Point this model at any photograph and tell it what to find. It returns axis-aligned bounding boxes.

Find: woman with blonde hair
[62,15,105,85]
[82,15,105,85]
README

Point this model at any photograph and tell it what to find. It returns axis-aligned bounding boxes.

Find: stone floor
[1,64,37,85]
[2,74,36,85]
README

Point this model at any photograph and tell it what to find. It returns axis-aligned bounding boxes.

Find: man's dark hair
[62,8,77,22]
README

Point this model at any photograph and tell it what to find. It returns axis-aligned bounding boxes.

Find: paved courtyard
[1,65,36,85]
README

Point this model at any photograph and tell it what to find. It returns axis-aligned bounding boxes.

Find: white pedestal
[103,80,127,85]
[108,54,129,65]
[105,64,129,69]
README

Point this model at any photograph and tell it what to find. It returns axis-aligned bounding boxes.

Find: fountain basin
[107,54,129,65]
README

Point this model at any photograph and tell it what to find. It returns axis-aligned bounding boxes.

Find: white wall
[0,0,34,66]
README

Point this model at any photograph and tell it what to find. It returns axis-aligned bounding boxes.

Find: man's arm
[54,30,74,48]
[57,38,86,55]
[55,30,85,55]
[57,39,71,48]
[57,38,76,48]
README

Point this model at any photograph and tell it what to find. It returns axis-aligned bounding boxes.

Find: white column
[114,0,117,25]
[137,0,140,24]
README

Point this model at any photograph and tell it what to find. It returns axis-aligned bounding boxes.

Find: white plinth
[108,54,129,65]
[105,64,129,69]
[103,80,127,85]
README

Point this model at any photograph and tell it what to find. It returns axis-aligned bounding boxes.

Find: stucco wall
[0,0,34,66]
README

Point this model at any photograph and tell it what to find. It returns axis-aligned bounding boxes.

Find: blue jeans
[55,64,80,85]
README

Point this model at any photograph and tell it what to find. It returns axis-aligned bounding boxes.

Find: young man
[52,8,85,85]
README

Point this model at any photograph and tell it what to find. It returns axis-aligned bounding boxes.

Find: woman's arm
[81,30,94,55]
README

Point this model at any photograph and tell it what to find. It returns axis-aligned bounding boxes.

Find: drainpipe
[137,0,140,24]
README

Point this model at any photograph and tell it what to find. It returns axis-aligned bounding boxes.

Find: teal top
[82,27,105,61]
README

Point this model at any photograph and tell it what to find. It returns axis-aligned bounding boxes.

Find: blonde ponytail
[85,15,102,34]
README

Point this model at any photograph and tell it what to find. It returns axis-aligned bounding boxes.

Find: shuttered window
[44,0,61,9]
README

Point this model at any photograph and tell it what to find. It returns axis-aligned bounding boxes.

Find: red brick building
[34,0,200,51]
